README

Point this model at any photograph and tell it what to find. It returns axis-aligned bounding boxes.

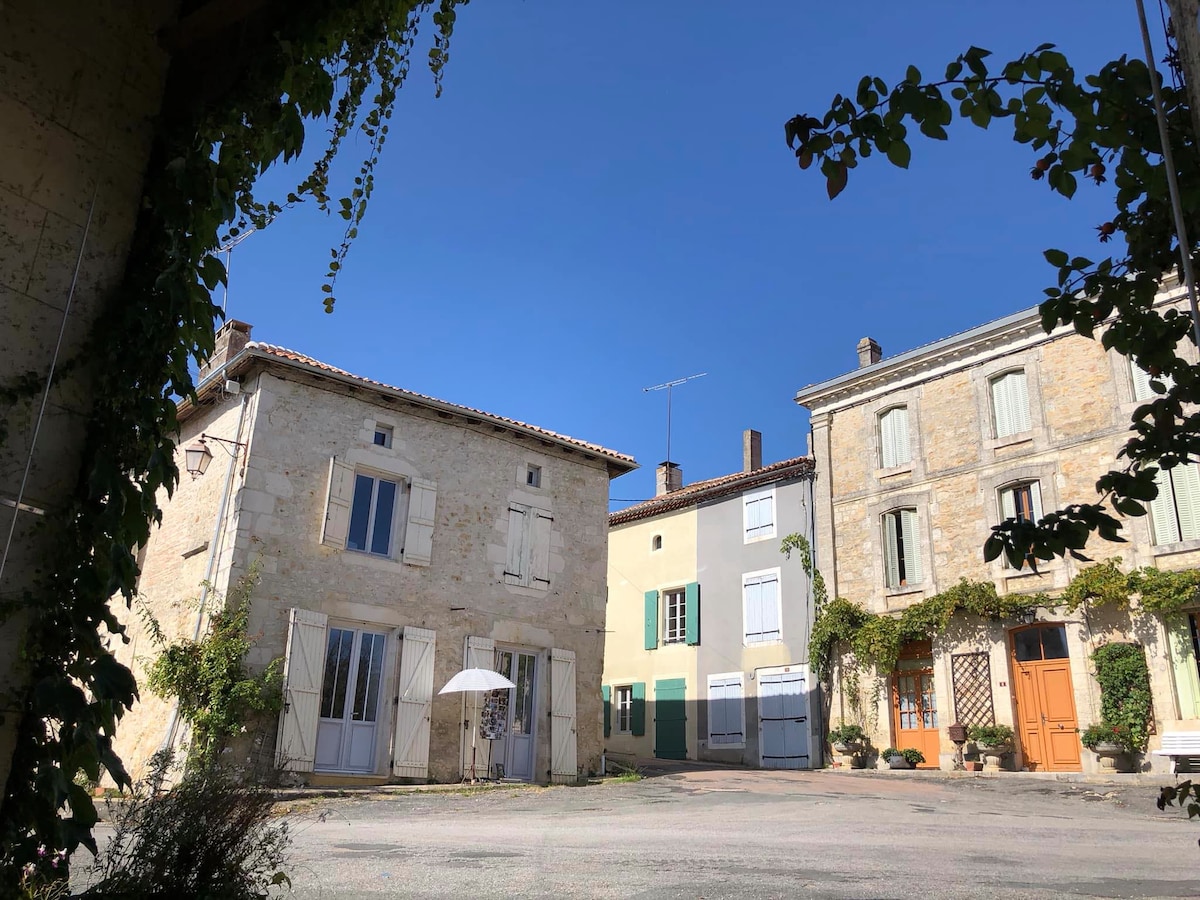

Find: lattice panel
[951,652,995,726]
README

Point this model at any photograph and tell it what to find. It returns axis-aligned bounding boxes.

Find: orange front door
[892,669,940,768]
[1011,625,1081,772]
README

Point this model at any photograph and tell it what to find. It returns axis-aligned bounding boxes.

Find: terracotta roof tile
[231,342,636,468]
[609,455,813,526]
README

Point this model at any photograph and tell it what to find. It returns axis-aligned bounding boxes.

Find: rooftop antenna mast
[217,228,256,314]
[643,372,707,464]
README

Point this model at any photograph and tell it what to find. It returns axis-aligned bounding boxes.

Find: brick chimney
[857,336,882,368]
[743,429,762,472]
[198,320,252,383]
[655,461,682,496]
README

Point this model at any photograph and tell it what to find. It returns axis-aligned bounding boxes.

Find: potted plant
[882,747,924,769]
[967,724,1014,770]
[1080,722,1132,772]
[828,723,866,753]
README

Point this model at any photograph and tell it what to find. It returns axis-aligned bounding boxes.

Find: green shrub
[1090,642,1152,752]
[828,723,866,745]
[1079,722,1132,751]
[900,748,925,766]
[967,724,1014,747]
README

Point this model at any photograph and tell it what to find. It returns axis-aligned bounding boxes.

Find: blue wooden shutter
[602,685,611,738]
[631,681,646,735]
[644,590,659,650]
[685,581,700,645]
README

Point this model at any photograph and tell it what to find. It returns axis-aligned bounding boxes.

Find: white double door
[315,626,388,773]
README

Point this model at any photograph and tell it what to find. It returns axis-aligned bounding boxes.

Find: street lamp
[184,433,246,478]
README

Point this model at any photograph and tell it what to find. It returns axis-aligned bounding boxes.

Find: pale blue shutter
[900,509,922,585]
[708,681,726,743]
[883,513,901,589]
[1174,464,1200,540]
[1150,467,1181,545]
[761,576,781,640]
[744,579,762,642]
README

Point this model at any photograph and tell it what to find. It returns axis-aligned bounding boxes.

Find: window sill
[707,741,746,751]
[884,588,926,610]
[990,432,1033,451]
[875,464,913,480]
[743,639,784,648]
[743,532,778,545]
[1152,538,1200,558]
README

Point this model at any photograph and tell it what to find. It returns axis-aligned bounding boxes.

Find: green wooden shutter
[1167,615,1200,719]
[900,508,922,584]
[685,581,700,646]
[631,681,646,735]
[602,685,611,738]
[883,513,900,589]
[644,590,659,650]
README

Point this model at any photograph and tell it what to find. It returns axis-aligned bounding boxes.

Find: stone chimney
[655,461,682,496]
[198,319,252,383]
[743,429,762,472]
[857,336,882,368]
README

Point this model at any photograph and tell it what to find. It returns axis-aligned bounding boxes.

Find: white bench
[1152,731,1200,773]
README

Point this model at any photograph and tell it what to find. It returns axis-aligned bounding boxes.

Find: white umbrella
[438,667,516,694]
[438,668,516,781]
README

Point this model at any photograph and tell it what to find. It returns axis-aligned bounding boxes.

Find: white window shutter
[880,411,895,468]
[881,407,910,467]
[1150,467,1182,545]
[894,406,911,465]
[1174,464,1200,541]
[461,636,496,779]
[1011,370,1031,433]
[1000,487,1017,521]
[550,648,578,784]
[504,505,527,584]
[276,608,328,772]
[1030,481,1043,520]
[708,680,727,742]
[883,513,901,589]
[991,377,1011,438]
[530,509,553,588]
[761,577,780,640]
[392,626,436,779]
[744,579,762,641]
[403,479,437,567]
[321,458,355,549]
[900,509,922,584]
[1131,361,1154,401]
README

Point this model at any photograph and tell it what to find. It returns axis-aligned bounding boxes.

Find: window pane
[514,654,534,735]
[1041,625,1069,660]
[347,475,375,551]
[370,478,397,555]
[322,628,354,719]
[1014,628,1042,662]
[352,633,385,722]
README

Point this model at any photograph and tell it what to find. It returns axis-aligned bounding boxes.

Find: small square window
[373,426,393,448]
[526,465,542,488]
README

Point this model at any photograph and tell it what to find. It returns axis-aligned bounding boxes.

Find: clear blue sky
[226,2,1150,508]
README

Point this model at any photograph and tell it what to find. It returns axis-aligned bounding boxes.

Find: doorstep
[817,767,1170,787]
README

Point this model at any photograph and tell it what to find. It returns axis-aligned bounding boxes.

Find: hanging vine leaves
[0,0,470,882]
[785,38,1200,568]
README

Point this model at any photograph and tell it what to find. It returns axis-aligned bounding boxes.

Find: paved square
[279,768,1200,898]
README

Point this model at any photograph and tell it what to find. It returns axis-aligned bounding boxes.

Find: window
[1149,463,1200,545]
[882,508,922,589]
[614,685,633,733]
[990,369,1031,438]
[879,406,911,468]
[743,569,781,644]
[744,488,776,543]
[504,503,553,588]
[347,473,399,556]
[651,534,662,551]
[1000,481,1043,523]
[707,674,745,746]
[372,425,393,448]
[1131,359,1174,401]
[526,464,542,488]
[663,588,686,644]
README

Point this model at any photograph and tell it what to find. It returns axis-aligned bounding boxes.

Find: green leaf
[905,65,921,85]
[1043,249,1069,267]
[886,140,911,168]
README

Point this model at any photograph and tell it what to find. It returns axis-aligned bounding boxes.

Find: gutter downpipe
[159,388,251,754]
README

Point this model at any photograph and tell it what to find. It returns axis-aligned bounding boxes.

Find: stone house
[603,433,818,769]
[113,321,636,785]
[795,284,1200,773]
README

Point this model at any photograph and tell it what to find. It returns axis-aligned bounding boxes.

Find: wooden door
[1011,625,1081,772]
[892,669,940,768]
[654,678,688,760]
[758,669,811,769]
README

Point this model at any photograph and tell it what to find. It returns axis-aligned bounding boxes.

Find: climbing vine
[1091,642,1154,752]
[0,0,469,881]
[143,561,282,766]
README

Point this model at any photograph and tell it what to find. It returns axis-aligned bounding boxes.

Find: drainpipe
[159,389,251,754]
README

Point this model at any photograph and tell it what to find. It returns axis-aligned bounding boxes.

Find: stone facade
[796,286,1200,774]
[114,331,635,785]
[0,0,175,798]
[603,448,818,769]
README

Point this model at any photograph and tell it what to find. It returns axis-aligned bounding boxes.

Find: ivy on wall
[0,0,469,881]
[1091,642,1154,752]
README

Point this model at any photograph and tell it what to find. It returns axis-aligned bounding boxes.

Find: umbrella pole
[470,692,478,783]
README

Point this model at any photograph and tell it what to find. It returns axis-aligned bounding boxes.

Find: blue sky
[227,2,1149,508]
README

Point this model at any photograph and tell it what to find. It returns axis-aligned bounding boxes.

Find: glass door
[315,627,387,772]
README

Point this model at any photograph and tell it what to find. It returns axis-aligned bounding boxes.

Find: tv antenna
[643,372,707,465]
[217,228,256,313]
